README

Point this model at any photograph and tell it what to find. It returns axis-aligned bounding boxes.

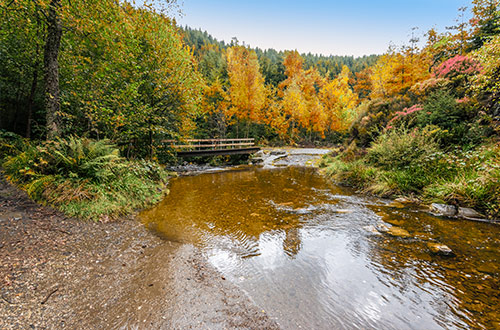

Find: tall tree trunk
[44,0,62,139]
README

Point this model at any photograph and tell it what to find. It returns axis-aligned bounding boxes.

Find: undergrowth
[320,128,500,218]
[2,137,169,221]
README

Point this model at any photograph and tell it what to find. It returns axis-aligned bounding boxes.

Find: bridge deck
[166,138,260,157]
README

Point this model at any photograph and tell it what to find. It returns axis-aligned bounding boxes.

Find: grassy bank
[1,133,169,221]
[320,128,500,219]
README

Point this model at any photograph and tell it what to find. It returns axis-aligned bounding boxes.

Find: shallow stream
[140,165,500,329]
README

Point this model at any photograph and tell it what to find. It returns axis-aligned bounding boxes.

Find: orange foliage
[226,46,267,123]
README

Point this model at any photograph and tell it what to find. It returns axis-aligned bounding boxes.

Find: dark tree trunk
[43,0,62,139]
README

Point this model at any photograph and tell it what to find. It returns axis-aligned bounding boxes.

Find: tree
[200,78,230,138]
[469,0,500,49]
[226,45,267,136]
[320,66,359,132]
[44,0,63,138]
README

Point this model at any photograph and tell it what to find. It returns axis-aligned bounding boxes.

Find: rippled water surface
[141,166,500,329]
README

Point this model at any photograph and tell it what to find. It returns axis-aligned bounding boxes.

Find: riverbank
[319,138,500,221]
[0,174,279,329]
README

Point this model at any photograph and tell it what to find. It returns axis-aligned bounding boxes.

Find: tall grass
[321,128,500,218]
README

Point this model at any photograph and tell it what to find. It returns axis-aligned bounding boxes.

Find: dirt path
[0,174,279,329]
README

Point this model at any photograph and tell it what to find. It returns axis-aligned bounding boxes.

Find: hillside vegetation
[0,0,498,219]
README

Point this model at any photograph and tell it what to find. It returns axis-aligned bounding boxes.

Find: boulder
[457,207,483,220]
[387,226,411,238]
[427,243,454,256]
[430,203,458,217]
[477,263,498,275]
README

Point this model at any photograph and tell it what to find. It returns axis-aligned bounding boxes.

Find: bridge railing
[164,138,255,151]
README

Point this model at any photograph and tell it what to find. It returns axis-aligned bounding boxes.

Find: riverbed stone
[289,208,312,215]
[376,223,391,233]
[394,197,418,204]
[477,263,498,275]
[270,150,287,156]
[384,218,405,226]
[388,201,406,209]
[387,226,411,238]
[427,243,454,256]
[430,203,458,217]
[457,207,483,220]
[363,225,381,235]
[333,209,353,214]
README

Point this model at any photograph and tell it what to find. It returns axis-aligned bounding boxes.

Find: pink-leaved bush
[433,55,482,79]
[386,104,423,129]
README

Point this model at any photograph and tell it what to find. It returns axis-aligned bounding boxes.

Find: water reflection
[140,167,500,329]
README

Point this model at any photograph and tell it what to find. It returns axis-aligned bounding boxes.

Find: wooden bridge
[166,138,260,157]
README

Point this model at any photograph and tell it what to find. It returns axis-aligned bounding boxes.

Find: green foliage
[0,130,26,161]
[322,139,500,218]
[423,144,500,217]
[350,97,411,147]
[3,137,168,220]
[367,127,440,170]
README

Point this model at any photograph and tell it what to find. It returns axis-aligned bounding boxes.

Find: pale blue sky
[175,0,471,56]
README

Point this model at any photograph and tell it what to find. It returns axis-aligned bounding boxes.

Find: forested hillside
[0,0,499,218]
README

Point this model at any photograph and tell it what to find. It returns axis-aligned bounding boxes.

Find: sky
[175,0,471,57]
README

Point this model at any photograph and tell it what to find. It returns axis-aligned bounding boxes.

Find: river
[140,159,500,329]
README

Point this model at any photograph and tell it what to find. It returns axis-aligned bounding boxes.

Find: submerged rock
[477,263,498,275]
[430,203,458,217]
[384,218,405,226]
[387,226,411,238]
[388,201,406,209]
[427,243,454,256]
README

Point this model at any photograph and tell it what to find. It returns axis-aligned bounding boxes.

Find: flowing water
[140,166,500,329]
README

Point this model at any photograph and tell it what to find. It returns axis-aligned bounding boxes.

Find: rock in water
[376,223,391,233]
[363,225,381,235]
[288,208,312,215]
[333,209,353,214]
[387,226,411,238]
[388,201,406,209]
[394,197,417,204]
[458,207,483,220]
[427,243,454,256]
[430,203,458,217]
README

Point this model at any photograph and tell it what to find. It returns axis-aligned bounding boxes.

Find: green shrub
[4,137,169,220]
[0,129,27,162]
[367,127,440,170]
[322,132,500,217]
[423,143,500,217]
[349,97,412,147]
